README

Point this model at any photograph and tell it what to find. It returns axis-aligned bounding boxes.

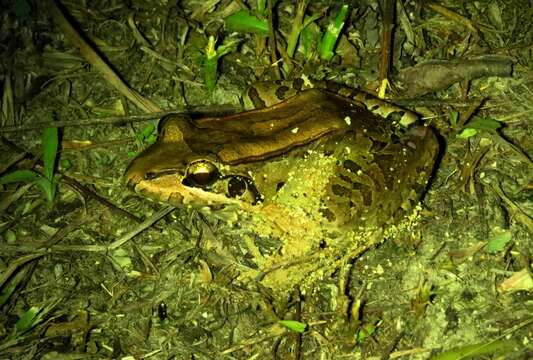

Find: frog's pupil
[190,171,216,186]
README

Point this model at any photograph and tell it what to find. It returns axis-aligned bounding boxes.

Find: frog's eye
[184,160,219,187]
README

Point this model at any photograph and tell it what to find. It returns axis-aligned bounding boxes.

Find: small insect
[157,301,167,321]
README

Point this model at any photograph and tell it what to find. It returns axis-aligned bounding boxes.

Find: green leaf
[486,231,512,253]
[42,127,59,181]
[356,323,377,343]
[225,10,269,36]
[0,169,41,185]
[204,36,219,91]
[449,111,459,129]
[13,300,60,336]
[464,117,502,131]
[33,176,56,204]
[16,306,42,333]
[301,20,320,58]
[139,123,156,141]
[318,4,349,61]
[278,320,307,333]
[457,128,477,139]
[111,248,133,270]
[0,278,18,308]
[203,36,241,91]
[256,0,267,15]
[146,134,158,145]
[136,123,158,145]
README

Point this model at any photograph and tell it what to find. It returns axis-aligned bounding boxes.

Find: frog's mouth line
[126,168,261,210]
[126,171,257,209]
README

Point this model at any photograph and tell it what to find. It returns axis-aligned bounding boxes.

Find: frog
[124,79,439,292]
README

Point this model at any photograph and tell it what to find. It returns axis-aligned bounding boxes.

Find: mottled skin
[124,81,440,291]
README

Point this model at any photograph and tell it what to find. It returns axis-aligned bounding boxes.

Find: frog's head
[124,89,356,210]
[124,115,259,209]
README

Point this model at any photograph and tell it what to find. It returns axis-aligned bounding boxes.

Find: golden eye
[184,160,219,187]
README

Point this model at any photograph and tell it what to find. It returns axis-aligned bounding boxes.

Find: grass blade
[42,127,58,182]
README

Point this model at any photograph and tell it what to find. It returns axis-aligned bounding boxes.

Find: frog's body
[124,80,439,291]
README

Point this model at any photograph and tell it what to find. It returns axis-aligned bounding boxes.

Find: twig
[48,0,161,113]
[490,182,533,233]
[0,207,175,254]
[286,0,309,59]
[267,0,281,79]
[107,205,175,250]
[426,3,478,34]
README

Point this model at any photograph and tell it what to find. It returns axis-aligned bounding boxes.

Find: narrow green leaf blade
[0,278,18,308]
[465,117,503,131]
[33,177,56,204]
[16,306,41,333]
[449,111,459,129]
[457,128,477,139]
[42,127,59,181]
[225,10,269,36]
[0,170,41,185]
[318,4,349,61]
[279,320,307,333]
